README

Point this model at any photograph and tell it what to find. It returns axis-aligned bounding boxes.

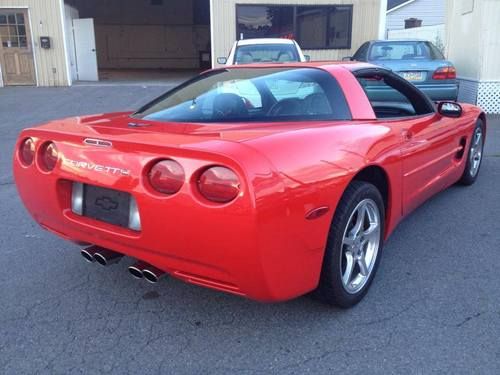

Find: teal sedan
[347,40,458,101]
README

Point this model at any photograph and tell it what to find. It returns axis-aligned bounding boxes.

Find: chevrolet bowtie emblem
[95,196,119,211]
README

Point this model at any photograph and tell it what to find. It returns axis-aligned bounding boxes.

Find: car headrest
[212,93,248,119]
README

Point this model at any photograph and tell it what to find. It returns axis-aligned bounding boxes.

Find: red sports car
[13,62,486,307]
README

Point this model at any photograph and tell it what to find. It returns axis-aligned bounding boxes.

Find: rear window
[134,68,351,123]
[369,41,444,61]
[235,44,300,64]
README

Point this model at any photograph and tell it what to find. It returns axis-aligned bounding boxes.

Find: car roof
[369,39,428,43]
[236,38,296,46]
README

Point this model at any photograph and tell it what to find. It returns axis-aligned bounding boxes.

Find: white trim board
[58,0,72,86]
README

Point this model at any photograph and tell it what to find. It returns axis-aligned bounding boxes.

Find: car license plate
[399,71,424,82]
[83,185,131,228]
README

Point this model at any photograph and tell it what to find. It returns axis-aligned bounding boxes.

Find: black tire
[315,181,385,308]
[459,119,485,186]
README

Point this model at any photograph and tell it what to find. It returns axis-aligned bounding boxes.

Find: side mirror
[438,101,462,118]
[304,54,311,62]
[217,57,227,65]
[342,56,353,61]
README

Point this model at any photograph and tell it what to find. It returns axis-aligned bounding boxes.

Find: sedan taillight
[432,66,456,80]
[20,138,35,166]
[197,166,240,203]
[40,142,59,171]
[148,159,185,194]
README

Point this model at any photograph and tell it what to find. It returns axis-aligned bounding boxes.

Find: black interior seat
[304,93,332,115]
[268,98,304,116]
[212,93,248,119]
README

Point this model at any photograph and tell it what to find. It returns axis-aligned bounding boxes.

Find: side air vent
[456,137,467,160]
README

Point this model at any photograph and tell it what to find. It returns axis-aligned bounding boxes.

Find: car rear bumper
[13,132,325,302]
[415,83,459,101]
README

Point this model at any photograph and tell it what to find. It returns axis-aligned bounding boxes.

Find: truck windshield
[134,68,351,123]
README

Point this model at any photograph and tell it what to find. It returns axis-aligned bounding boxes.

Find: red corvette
[13,62,486,307]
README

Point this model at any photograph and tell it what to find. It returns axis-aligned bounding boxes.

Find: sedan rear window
[235,44,300,64]
[134,68,351,123]
[369,41,444,61]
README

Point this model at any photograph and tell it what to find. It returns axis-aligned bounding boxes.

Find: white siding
[212,0,383,66]
[446,0,500,113]
[386,0,445,31]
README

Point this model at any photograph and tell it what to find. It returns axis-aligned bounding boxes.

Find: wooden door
[0,9,36,85]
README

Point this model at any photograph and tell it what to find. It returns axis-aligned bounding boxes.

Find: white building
[446,0,500,114]
[0,0,386,87]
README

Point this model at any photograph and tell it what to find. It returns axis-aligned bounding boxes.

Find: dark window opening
[355,70,435,119]
[236,5,353,49]
[194,0,210,25]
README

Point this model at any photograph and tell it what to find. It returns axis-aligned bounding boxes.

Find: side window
[356,72,434,119]
[353,42,369,61]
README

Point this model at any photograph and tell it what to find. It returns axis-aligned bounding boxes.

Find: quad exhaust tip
[81,246,123,266]
[81,247,166,283]
[128,262,148,279]
[128,262,166,283]
[142,267,166,284]
[80,249,95,263]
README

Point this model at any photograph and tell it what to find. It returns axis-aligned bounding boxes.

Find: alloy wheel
[340,198,381,294]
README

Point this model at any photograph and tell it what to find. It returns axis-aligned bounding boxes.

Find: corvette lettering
[64,159,130,176]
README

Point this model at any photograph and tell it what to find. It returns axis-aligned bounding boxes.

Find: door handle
[91,49,96,52]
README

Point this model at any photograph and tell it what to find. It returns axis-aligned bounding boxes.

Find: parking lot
[1,85,499,374]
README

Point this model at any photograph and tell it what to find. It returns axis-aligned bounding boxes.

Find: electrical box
[40,36,51,49]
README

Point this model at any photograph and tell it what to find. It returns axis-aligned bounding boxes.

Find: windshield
[369,41,444,61]
[235,44,300,64]
[134,68,351,123]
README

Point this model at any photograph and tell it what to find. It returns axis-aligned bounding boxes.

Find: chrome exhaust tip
[128,262,148,279]
[81,246,101,263]
[93,248,123,266]
[142,266,166,284]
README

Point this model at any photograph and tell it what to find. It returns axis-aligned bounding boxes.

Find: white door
[73,18,98,81]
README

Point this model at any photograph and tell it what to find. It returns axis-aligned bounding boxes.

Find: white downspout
[378,0,388,39]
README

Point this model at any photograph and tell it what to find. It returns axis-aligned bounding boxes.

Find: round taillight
[40,142,59,171]
[198,166,240,203]
[20,138,35,166]
[149,159,185,194]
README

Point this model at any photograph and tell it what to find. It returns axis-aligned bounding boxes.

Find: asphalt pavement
[1,85,499,374]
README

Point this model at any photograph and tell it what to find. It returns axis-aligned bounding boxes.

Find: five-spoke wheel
[460,119,485,185]
[341,199,381,294]
[316,181,384,308]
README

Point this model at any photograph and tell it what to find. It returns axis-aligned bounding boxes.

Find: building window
[236,6,294,40]
[236,5,353,49]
